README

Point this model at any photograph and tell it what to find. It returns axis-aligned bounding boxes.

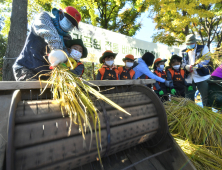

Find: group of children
[94,49,192,101]
[152,55,193,101]
[47,37,194,102]
[96,50,135,80]
[62,38,222,105]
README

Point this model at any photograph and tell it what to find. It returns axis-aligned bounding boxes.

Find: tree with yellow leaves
[141,0,222,49]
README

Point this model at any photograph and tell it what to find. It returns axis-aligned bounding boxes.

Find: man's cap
[122,54,135,62]
[154,58,167,65]
[185,34,196,44]
[99,50,117,63]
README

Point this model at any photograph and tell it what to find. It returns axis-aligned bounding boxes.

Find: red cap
[64,6,81,29]
[102,50,114,55]
[124,54,134,60]
[154,58,167,65]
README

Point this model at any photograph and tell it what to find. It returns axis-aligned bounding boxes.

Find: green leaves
[149,0,222,47]
[58,0,147,36]
[0,34,7,80]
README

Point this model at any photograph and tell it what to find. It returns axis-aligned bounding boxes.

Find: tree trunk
[182,11,189,36]
[3,0,27,81]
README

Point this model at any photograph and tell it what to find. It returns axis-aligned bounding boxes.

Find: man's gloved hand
[188,86,193,91]
[165,80,172,87]
[159,90,164,96]
[48,50,68,69]
[185,65,193,72]
[171,89,176,95]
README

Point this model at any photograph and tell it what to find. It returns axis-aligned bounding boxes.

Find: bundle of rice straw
[164,97,222,156]
[39,62,130,167]
[174,136,222,170]
[195,46,222,69]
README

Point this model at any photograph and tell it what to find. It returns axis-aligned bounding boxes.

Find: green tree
[82,62,102,80]
[59,0,149,36]
[0,34,7,80]
[146,0,222,48]
[2,0,28,80]
[0,15,7,80]
[2,0,148,37]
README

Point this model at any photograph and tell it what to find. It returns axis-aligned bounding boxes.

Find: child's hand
[188,86,193,91]
[171,89,176,95]
[159,90,164,96]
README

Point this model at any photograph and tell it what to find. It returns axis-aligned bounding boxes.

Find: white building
[71,22,182,65]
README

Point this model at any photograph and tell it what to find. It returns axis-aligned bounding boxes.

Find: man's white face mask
[70,49,82,60]
[59,17,74,32]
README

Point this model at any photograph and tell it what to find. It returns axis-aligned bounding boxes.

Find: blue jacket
[133,58,165,83]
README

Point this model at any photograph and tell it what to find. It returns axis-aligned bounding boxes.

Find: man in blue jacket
[13,6,81,81]
[133,52,172,87]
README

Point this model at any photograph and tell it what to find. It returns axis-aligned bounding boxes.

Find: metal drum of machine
[1,80,195,170]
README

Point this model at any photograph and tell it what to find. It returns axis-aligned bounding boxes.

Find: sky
[132,11,185,51]
[133,12,157,43]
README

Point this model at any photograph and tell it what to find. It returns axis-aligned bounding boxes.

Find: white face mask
[159,65,164,69]
[173,65,181,70]
[126,62,133,68]
[59,17,74,32]
[105,60,114,66]
[70,49,82,60]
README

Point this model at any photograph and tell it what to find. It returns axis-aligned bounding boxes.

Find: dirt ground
[0,94,12,170]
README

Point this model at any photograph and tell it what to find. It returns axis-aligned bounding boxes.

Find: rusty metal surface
[33,132,156,170]
[0,94,13,170]
[14,103,157,148]
[128,85,168,148]
[6,90,21,170]
[6,84,172,170]
[0,80,156,90]
[15,118,158,169]
[15,92,151,124]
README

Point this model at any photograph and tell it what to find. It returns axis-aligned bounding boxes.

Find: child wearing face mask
[96,50,120,80]
[152,58,169,101]
[118,54,135,80]
[64,39,88,77]
[167,55,192,97]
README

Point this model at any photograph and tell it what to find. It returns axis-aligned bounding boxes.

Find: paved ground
[0,94,13,170]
